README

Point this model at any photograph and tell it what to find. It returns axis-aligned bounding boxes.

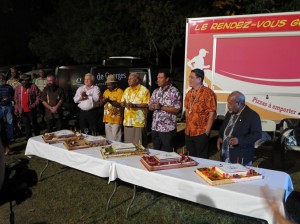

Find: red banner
[189,14,300,34]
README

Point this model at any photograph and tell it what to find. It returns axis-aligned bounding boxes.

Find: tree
[139,1,185,72]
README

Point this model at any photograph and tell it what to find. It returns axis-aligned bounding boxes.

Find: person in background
[73,73,100,134]
[0,73,14,155]
[217,91,262,165]
[35,69,47,125]
[41,74,64,132]
[14,74,41,140]
[0,138,5,190]
[31,72,37,84]
[35,69,47,92]
[149,70,181,152]
[184,68,216,158]
[102,74,123,142]
[121,72,150,146]
[6,67,20,90]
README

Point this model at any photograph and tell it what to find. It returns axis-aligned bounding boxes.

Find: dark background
[1,0,299,71]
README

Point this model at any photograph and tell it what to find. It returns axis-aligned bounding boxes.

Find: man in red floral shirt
[184,69,217,158]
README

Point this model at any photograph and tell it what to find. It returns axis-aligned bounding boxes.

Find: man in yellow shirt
[121,73,150,146]
[102,75,123,142]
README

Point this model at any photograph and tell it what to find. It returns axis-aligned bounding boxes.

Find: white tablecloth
[25,136,112,178]
[25,137,294,224]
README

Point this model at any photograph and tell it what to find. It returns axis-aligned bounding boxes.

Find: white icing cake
[52,130,75,138]
[84,135,107,144]
[154,152,182,162]
[215,163,249,177]
[111,143,136,152]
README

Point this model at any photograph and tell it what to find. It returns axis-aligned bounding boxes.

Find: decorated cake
[100,143,148,159]
[154,152,182,162]
[141,152,198,171]
[42,130,77,143]
[195,164,263,186]
[64,136,108,150]
[215,163,249,177]
[84,135,108,145]
[112,143,136,153]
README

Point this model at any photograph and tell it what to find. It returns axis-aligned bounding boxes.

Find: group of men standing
[1,65,262,165]
[75,68,261,165]
[0,67,65,155]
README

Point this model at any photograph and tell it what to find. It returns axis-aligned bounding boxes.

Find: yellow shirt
[103,88,124,125]
[121,84,150,127]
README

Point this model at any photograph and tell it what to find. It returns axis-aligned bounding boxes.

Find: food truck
[184,12,300,121]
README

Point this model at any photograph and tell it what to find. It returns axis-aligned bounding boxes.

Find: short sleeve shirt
[42,86,65,119]
[6,78,20,90]
[103,88,124,125]
[184,86,217,136]
[150,85,182,132]
[121,84,150,128]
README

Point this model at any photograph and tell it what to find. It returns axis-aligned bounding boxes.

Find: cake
[111,143,136,153]
[52,130,75,138]
[195,164,263,185]
[140,153,198,171]
[215,163,249,177]
[154,152,182,162]
[84,135,108,145]
[100,143,147,159]
[42,130,77,143]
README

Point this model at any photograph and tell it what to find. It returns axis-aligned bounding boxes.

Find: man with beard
[14,75,41,140]
[41,74,64,132]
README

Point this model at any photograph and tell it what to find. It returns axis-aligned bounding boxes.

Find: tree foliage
[1,0,299,68]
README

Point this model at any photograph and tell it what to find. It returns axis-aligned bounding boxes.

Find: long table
[25,135,294,224]
[25,136,112,178]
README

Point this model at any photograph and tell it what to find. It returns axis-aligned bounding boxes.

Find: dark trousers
[185,133,209,159]
[152,130,176,152]
[46,118,62,133]
[79,108,99,133]
[21,110,40,140]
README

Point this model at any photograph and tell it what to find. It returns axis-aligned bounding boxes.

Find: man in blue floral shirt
[149,70,182,152]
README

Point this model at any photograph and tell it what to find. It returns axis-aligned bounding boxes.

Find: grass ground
[1,130,299,224]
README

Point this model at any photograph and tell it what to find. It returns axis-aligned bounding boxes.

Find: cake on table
[100,143,148,159]
[42,130,77,143]
[140,152,198,171]
[84,135,108,146]
[64,135,109,150]
[195,163,263,186]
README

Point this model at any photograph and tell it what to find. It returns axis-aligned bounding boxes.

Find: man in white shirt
[73,73,100,134]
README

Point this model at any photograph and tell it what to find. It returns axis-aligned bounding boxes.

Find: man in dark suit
[217,91,262,165]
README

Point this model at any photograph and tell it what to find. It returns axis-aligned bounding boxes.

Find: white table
[25,137,294,224]
[25,136,112,178]
[108,149,294,224]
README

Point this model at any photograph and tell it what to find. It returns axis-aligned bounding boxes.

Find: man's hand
[217,137,223,151]
[229,137,239,146]
[50,105,58,113]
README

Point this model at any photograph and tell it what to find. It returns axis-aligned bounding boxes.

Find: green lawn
[1,133,299,224]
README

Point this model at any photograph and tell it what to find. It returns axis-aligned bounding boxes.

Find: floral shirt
[103,88,123,125]
[149,85,182,132]
[184,86,217,136]
[35,77,47,92]
[6,78,20,90]
[121,84,150,128]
